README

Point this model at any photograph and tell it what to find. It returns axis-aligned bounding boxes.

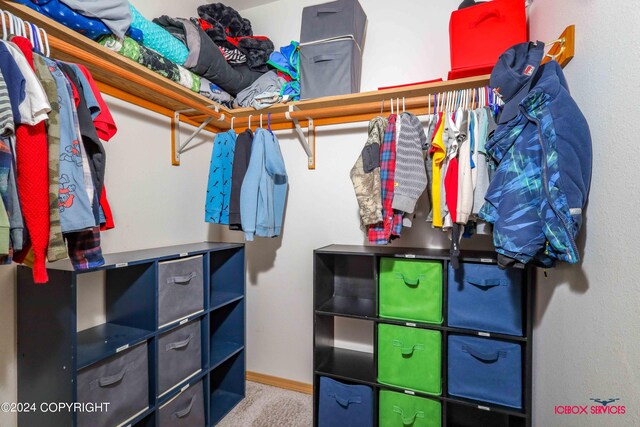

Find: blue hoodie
[240,128,288,241]
[479,61,592,267]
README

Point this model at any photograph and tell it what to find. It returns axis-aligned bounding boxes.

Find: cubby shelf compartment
[76,323,154,369]
[17,242,245,427]
[210,351,246,426]
[315,347,376,385]
[313,244,535,427]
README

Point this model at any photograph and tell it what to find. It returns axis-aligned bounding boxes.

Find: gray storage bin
[158,320,202,396]
[158,255,204,327]
[301,0,367,48]
[159,380,205,427]
[300,37,362,99]
[77,342,149,427]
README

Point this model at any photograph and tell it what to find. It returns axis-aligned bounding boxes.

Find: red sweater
[13,37,49,283]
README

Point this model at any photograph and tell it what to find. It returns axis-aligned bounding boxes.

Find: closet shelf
[1,1,229,132]
[1,2,574,168]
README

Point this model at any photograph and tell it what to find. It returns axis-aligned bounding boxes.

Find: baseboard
[246,371,313,395]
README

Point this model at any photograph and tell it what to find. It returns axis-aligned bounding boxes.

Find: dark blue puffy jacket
[479,61,592,267]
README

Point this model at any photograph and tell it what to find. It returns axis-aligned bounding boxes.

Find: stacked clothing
[99,35,201,93]
[15,0,142,42]
[0,36,118,283]
[19,1,279,98]
[151,15,263,96]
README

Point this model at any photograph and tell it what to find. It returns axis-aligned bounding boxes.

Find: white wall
[229,1,640,427]
[528,1,640,426]
[228,0,491,385]
[0,3,218,426]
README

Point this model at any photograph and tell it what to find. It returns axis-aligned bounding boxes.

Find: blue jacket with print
[479,61,592,266]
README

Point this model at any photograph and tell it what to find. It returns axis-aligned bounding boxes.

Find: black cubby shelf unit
[313,245,535,427]
[17,242,246,427]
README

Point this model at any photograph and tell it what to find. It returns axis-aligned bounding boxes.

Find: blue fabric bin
[318,377,373,427]
[448,263,523,336]
[448,335,522,408]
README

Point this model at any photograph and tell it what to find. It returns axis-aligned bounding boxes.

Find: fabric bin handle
[396,273,423,287]
[465,276,505,289]
[172,395,196,419]
[91,362,134,389]
[166,334,193,351]
[393,405,425,426]
[392,340,425,356]
[167,272,197,285]
[317,7,343,14]
[328,392,362,408]
[462,345,507,363]
[312,54,339,63]
[470,9,503,28]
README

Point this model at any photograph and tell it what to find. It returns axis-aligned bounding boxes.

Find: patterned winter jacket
[350,117,387,227]
[479,61,592,267]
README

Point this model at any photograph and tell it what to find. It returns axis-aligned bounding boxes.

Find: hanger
[380,99,384,115]
[0,11,7,41]
[230,116,235,131]
[39,27,49,57]
[259,113,263,129]
[248,114,252,130]
[402,97,405,113]
[390,97,394,115]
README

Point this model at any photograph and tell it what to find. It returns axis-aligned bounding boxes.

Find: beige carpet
[218,381,313,427]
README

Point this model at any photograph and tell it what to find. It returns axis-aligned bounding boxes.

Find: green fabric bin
[378,324,442,395]
[379,258,443,324]
[379,390,441,427]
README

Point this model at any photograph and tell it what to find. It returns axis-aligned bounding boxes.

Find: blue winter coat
[479,61,592,267]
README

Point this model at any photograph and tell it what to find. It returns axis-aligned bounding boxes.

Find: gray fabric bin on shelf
[301,0,367,48]
[158,380,206,427]
[158,255,204,327]
[300,37,362,99]
[158,320,202,396]
[77,342,149,427]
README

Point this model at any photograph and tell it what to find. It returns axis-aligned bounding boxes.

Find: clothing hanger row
[376,85,505,119]
[0,8,50,57]
[243,113,273,131]
[381,98,408,116]
[431,86,504,114]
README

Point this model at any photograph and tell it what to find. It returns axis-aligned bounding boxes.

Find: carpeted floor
[218,381,313,427]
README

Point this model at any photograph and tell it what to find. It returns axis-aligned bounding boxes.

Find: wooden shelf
[1,2,574,168]
[0,0,492,132]
[0,1,228,133]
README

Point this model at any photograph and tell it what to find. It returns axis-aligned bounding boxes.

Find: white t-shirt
[2,41,50,126]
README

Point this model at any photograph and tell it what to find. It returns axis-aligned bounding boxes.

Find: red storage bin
[449,0,527,79]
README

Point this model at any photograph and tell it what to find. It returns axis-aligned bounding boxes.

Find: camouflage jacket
[351,117,387,228]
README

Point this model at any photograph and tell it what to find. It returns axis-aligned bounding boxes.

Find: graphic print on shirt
[58,174,77,212]
[60,140,84,166]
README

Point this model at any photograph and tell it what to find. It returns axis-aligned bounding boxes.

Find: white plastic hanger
[39,27,49,57]
[248,114,252,130]
[230,116,235,131]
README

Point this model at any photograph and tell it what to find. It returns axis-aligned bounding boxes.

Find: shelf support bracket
[286,105,316,170]
[172,106,223,166]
